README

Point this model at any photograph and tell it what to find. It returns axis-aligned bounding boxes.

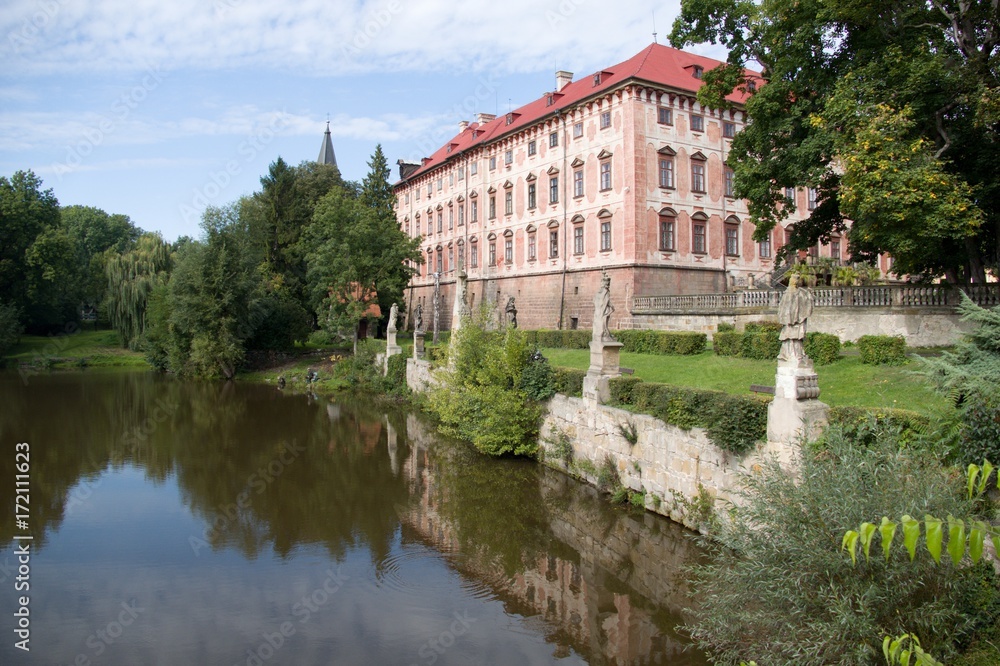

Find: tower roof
[317,121,337,167]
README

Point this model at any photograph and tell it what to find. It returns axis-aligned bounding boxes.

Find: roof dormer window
[692,65,704,79]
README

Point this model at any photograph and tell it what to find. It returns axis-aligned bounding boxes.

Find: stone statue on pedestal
[592,270,615,343]
[505,296,518,329]
[778,274,813,361]
[387,303,398,334]
[414,304,423,333]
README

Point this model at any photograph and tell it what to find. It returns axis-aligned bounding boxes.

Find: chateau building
[393,43,841,331]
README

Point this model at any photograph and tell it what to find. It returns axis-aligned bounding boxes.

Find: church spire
[317,121,337,167]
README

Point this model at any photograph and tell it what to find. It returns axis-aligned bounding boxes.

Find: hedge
[553,367,586,397]
[714,329,780,360]
[804,332,842,365]
[827,405,929,447]
[608,376,769,454]
[526,329,707,355]
[857,335,907,365]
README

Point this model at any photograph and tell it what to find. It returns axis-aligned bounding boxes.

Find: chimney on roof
[476,112,496,125]
[556,70,573,92]
[458,120,469,133]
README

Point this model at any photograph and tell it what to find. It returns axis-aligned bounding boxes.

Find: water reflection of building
[397,414,704,665]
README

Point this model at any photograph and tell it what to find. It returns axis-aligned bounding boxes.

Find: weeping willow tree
[105,233,173,349]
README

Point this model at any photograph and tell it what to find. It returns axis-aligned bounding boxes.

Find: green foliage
[517,349,557,401]
[547,429,574,468]
[670,0,999,282]
[426,311,541,457]
[617,419,639,446]
[717,322,736,333]
[805,332,842,365]
[596,453,621,493]
[610,329,708,355]
[105,232,173,350]
[712,330,742,357]
[958,398,1000,469]
[552,367,586,397]
[827,406,930,449]
[523,329,591,349]
[744,320,781,333]
[858,335,908,365]
[883,634,944,666]
[609,377,769,454]
[684,427,997,665]
[714,322,783,361]
[0,301,23,356]
[245,292,311,352]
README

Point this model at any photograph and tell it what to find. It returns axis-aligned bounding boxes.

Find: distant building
[318,121,337,168]
[393,43,845,331]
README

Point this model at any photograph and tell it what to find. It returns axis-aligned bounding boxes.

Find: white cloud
[1,0,695,78]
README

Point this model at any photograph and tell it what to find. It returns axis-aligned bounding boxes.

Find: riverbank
[2,329,150,370]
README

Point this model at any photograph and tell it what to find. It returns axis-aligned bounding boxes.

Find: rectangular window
[759,235,772,259]
[659,158,674,188]
[528,183,536,209]
[600,161,611,190]
[723,121,736,138]
[489,156,496,170]
[784,187,795,203]
[458,244,464,268]
[600,111,611,129]
[549,230,559,258]
[458,166,465,180]
[438,178,443,191]
[470,162,478,175]
[549,131,558,147]
[448,246,454,268]
[693,222,706,253]
[448,208,453,230]
[528,140,536,156]
[415,188,420,201]
[573,122,583,138]
[470,242,478,268]
[528,234,536,260]
[600,220,611,251]
[504,149,513,165]
[436,249,443,272]
[471,200,478,222]
[725,167,735,197]
[692,162,706,193]
[831,238,841,260]
[574,226,584,255]
[427,184,433,198]
[449,173,454,187]
[573,169,584,197]
[489,196,496,219]
[725,225,739,256]
[489,241,496,266]
[658,107,673,125]
[659,216,675,251]
[437,212,443,233]
[807,187,818,210]
[504,191,513,215]
[549,176,559,204]
[458,205,464,226]
[504,238,513,264]
[691,115,704,132]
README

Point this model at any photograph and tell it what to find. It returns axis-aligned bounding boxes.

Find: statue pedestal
[767,355,828,445]
[583,340,624,403]
[413,331,425,359]
[384,330,402,375]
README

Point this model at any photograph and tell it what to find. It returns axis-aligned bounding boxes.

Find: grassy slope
[4,329,150,368]
[542,348,951,416]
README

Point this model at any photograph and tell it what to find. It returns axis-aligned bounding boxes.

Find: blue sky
[0,0,725,241]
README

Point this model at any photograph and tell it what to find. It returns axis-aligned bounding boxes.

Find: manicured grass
[238,354,350,393]
[541,348,952,416]
[4,329,150,368]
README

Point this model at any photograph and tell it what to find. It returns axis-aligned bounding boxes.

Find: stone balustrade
[633,284,999,314]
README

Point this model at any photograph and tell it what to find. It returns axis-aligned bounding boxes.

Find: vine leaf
[842,530,860,565]
[969,521,987,564]
[901,515,920,561]
[860,522,877,562]
[925,515,944,564]
[947,515,966,566]
[879,516,897,562]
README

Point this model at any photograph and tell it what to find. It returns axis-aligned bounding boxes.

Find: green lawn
[4,329,150,368]
[542,348,952,416]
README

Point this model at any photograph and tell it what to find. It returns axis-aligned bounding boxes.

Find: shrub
[805,332,842,365]
[827,405,930,448]
[685,427,998,665]
[384,353,410,398]
[553,367,586,397]
[744,319,781,333]
[524,329,590,349]
[739,330,780,360]
[713,330,742,357]
[518,349,557,401]
[608,377,768,453]
[611,330,707,355]
[957,397,1000,469]
[857,334,908,365]
[717,322,736,333]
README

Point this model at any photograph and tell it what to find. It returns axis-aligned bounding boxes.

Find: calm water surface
[0,370,707,665]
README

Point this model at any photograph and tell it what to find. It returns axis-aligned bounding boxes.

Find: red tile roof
[398,43,758,184]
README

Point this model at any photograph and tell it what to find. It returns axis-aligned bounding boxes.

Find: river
[0,370,707,665]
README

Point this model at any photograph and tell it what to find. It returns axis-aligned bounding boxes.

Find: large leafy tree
[303,181,420,351]
[61,204,141,318]
[670,0,1000,283]
[104,232,172,349]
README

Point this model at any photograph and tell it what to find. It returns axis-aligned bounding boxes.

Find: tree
[105,232,172,349]
[303,185,420,351]
[670,0,1000,282]
[62,205,141,318]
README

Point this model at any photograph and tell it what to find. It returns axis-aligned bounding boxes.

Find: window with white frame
[659,157,675,188]
[692,217,707,254]
[659,210,676,251]
[573,169,584,197]
[600,160,611,191]
[528,140,536,156]
[723,121,736,138]
[725,167,735,197]
[549,131,558,147]
[658,107,673,125]
[489,241,496,266]
[504,149,513,165]
[690,115,704,132]
[549,229,559,257]
[528,232,536,260]
[528,183,536,209]
[600,217,612,252]
[600,111,611,128]
[725,220,739,256]
[504,237,513,264]
[489,196,496,219]
[807,187,818,210]
[470,241,478,268]
[573,122,583,138]
[504,190,513,215]
[471,200,478,223]
[549,176,559,203]
[691,157,706,193]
